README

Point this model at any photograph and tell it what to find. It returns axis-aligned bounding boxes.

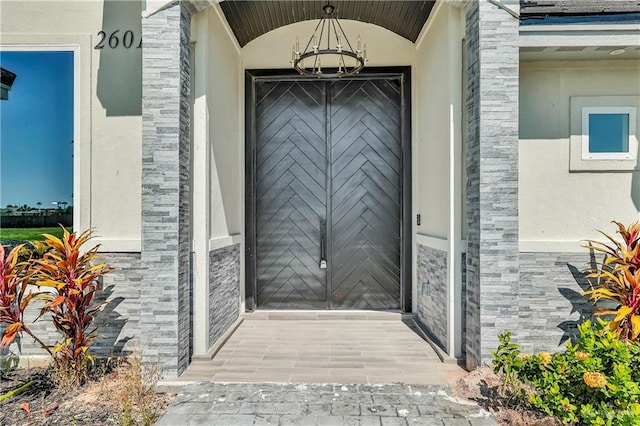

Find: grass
[0,227,70,241]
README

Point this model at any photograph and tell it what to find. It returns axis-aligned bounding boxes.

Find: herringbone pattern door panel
[255,81,327,309]
[329,80,402,309]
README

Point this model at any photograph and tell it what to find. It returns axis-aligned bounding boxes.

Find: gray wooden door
[254,78,402,310]
[329,80,401,309]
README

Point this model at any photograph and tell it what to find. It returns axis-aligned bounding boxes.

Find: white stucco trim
[415,233,449,252]
[94,239,141,253]
[208,234,243,252]
[581,106,637,161]
[415,0,445,49]
[519,240,586,253]
[191,14,211,355]
[520,23,640,48]
[211,2,241,54]
[0,40,90,233]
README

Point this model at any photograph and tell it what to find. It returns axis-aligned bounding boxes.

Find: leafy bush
[493,319,640,425]
[34,228,112,385]
[584,221,640,340]
[0,228,111,386]
[0,244,49,352]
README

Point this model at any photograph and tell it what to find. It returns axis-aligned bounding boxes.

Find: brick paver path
[156,382,496,426]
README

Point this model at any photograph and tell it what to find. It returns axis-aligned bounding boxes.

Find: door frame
[244,67,412,312]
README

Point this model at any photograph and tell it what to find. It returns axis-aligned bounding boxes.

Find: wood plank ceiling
[219,1,437,47]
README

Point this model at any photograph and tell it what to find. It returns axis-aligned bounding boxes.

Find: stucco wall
[206,6,243,238]
[415,3,457,240]
[1,1,143,251]
[242,20,415,69]
[412,3,465,358]
[519,60,640,248]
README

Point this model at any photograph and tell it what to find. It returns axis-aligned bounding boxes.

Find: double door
[250,76,406,310]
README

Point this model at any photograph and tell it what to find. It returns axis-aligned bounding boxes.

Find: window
[0,49,77,240]
[582,107,637,160]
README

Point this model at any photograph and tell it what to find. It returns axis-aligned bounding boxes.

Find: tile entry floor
[177,313,460,385]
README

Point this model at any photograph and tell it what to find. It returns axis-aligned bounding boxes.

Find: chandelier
[291,4,367,78]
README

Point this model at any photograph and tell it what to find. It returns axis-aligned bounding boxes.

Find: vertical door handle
[319,219,327,269]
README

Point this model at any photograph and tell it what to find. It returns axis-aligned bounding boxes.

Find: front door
[248,73,408,310]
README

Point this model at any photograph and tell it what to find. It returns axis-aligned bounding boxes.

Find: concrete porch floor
[177,312,463,385]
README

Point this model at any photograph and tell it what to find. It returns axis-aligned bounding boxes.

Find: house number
[94,30,142,49]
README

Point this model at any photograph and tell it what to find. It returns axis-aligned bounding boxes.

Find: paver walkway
[158,314,496,425]
[156,382,496,426]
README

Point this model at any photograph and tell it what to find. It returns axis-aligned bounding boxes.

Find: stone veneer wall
[463,1,520,369]
[416,244,449,353]
[208,244,241,349]
[5,253,142,358]
[141,2,192,378]
[519,252,595,355]
[461,252,467,359]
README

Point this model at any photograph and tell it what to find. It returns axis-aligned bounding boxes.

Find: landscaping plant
[584,221,640,340]
[493,320,640,425]
[1,227,112,387]
[34,228,112,386]
[0,244,50,353]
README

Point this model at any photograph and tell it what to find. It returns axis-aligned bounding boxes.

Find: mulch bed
[0,366,175,426]
[453,366,562,426]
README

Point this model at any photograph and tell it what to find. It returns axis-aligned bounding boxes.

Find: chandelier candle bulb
[295,37,300,54]
[357,35,361,51]
[363,44,367,62]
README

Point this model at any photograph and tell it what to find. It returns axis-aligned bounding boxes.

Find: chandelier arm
[326,16,331,49]
[330,19,346,73]
[330,18,339,48]
[317,18,327,51]
[302,18,324,54]
[334,18,355,53]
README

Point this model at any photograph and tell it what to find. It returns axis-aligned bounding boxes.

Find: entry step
[242,311,415,321]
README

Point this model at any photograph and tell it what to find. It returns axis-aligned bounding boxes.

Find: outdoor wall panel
[208,244,240,349]
[464,0,520,369]
[141,2,192,378]
[416,244,448,353]
[519,252,595,354]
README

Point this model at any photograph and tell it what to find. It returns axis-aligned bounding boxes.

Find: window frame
[581,106,637,160]
[0,44,82,230]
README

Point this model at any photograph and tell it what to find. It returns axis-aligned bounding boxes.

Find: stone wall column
[141,2,192,378]
[464,0,519,369]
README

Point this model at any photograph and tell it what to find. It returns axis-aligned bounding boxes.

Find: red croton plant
[0,244,49,351]
[0,228,111,383]
[585,221,640,340]
[35,228,112,374]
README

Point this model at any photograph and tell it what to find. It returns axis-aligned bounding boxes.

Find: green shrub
[492,319,640,425]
